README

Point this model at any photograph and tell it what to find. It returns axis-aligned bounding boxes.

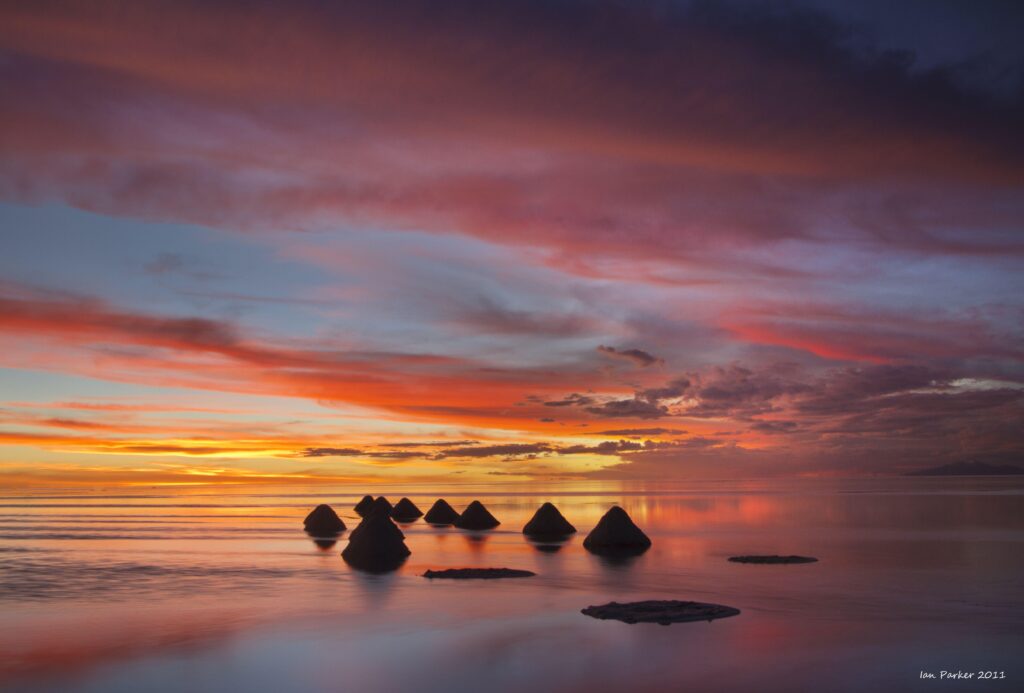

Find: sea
[2,477,1022,692]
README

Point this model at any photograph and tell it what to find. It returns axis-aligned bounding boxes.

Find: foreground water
[1,478,1022,692]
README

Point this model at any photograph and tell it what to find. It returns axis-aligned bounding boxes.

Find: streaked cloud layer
[1,0,1022,483]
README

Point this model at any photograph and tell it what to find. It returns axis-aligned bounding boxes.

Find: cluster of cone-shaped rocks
[301,498,653,572]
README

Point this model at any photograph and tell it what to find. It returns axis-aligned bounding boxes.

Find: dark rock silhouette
[581,600,740,625]
[454,500,500,530]
[422,568,535,579]
[424,499,461,525]
[908,461,1024,476]
[342,510,410,572]
[354,495,375,517]
[303,504,346,535]
[523,502,576,538]
[369,496,393,516]
[391,497,423,522]
[583,506,651,555]
[313,538,337,550]
[729,555,818,564]
[349,510,405,543]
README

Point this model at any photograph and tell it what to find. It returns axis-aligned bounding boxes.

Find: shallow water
[2,478,1023,692]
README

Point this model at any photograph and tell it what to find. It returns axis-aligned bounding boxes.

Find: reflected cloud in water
[4,479,1024,691]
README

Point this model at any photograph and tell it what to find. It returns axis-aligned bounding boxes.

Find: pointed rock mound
[391,497,423,522]
[523,502,576,538]
[424,499,460,525]
[369,496,393,516]
[354,495,375,517]
[583,506,651,555]
[303,504,346,535]
[342,511,410,572]
[348,512,405,543]
[454,500,500,530]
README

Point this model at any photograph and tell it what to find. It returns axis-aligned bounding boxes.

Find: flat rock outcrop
[422,568,535,579]
[454,500,500,530]
[391,497,424,522]
[582,506,650,555]
[582,600,740,625]
[728,555,818,564]
[303,504,346,535]
[522,502,576,538]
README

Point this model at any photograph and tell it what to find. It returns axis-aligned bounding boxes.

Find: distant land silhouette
[908,461,1024,476]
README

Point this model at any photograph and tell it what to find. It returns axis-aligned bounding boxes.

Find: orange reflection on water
[2,479,1023,691]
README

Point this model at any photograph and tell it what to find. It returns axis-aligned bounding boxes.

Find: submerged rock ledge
[728,555,818,564]
[582,600,741,625]
[422,568,535,579]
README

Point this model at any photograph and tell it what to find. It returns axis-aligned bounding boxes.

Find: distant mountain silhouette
[908,461,1024,476]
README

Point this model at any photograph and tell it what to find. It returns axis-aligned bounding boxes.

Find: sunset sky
[1,0,1022,485]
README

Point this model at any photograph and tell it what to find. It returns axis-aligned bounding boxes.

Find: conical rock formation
[303,504,346,535]
[369,496,393,516]
[454,500,500,530]
[424,499,460,525]
[349,511,405,543]
[342,510,410,572]
[354,495,375,517]
[522,502,576,538]
[583,506,651,555]
[391,497,423,522]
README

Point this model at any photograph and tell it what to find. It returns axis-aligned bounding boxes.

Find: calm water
[2,478,1023,692]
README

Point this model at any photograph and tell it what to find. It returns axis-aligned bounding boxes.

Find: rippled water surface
[2,478,1023,692]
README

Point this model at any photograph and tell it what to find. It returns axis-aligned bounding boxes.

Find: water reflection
[460,531,490,553]
[592,550,645,570]
[348,568,401,607]
[2,478,1023,692]
[527,537,569,553]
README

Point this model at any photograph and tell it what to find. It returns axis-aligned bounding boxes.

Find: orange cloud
[0,287,602,431]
